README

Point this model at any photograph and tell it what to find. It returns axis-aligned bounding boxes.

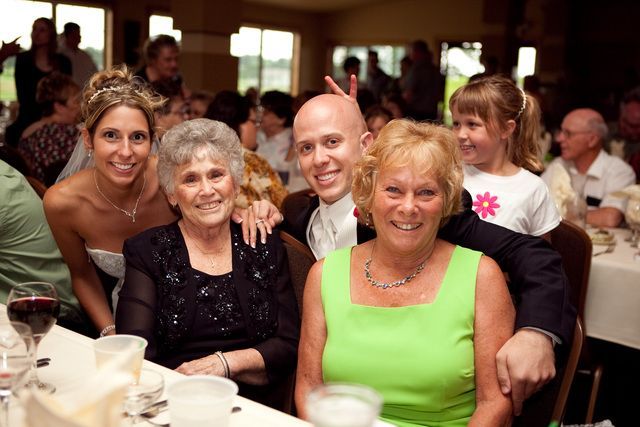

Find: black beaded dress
[116,221,300,406]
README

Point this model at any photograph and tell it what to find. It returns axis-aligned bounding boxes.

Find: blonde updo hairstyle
[81,64,165,138]
[352,119,463,229]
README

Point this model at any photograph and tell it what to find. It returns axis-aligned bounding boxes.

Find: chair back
[26,176,48,199]
[280,230,316,316]
[549,220,592,318]
[551,317,585,422]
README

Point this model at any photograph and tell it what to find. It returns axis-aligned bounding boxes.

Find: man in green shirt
[0,160,88,334]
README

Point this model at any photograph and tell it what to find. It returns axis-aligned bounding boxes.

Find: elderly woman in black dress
[116,119,299,406]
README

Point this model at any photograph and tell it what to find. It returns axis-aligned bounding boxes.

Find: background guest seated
[295,119,514,426]
[205,90,288,209]
[18,72,81,185]
[542,108,636,227]
[116,119,299,408]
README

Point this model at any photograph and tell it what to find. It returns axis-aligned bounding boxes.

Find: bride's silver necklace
[364,245,426,289]
[93,170,146,223]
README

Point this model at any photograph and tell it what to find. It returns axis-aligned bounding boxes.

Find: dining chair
[280,230,316,316]
[279,230,316,416]
[551,317,585,422]
[25,175,48,199]
[549,220,602,423]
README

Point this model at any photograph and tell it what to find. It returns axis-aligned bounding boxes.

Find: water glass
[306,383,383,427]
[93,335,147,383]
[168,376,238,427]
[124,368,164,425]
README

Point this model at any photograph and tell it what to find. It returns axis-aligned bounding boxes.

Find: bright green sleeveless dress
[321,245,481,427]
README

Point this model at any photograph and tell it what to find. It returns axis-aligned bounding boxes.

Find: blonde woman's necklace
[364,244,427,289]
[93,170,146,223]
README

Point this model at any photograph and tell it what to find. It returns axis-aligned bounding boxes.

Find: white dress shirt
[306,193,358,260]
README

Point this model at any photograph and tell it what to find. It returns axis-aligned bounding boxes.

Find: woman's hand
[232,200,283,248]
[175,354,226,377]
[325,74,358,103]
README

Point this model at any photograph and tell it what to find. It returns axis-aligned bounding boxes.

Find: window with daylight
[331,45,407,83]
[0,0,107,102]
[231,26,298,95]
[149,15,182,42]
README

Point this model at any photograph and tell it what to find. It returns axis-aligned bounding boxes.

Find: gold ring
[255,219,264,224]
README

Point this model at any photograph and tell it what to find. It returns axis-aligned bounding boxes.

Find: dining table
[584,227,640,350]
[0,304,310,427]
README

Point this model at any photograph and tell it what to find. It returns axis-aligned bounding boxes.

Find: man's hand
[231,200,283,248]
[496,329,556,416]
[325,74,358,103]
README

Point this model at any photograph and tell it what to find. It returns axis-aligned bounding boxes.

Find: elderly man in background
[58,22,98,87]
[542,108,636,228]
[609,87,640,182]
[283,76,576,417]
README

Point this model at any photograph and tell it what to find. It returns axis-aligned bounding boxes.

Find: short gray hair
[586,117,609,142]
[157,118,244,195]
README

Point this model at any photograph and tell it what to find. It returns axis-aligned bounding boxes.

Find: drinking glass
[168,376,238,427]
[0,322,33,427]
[306,383,383,427]
[625,198,640,248]
[6,282,60,394]
[124,369,164,425]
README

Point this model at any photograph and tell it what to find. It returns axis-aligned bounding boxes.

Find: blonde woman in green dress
[296,119,515,426]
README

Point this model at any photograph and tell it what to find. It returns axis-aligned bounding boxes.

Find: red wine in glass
[7,297,60,344]
[6,282,60,393]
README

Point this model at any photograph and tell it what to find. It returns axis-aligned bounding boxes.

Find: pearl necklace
[94,170,146,223]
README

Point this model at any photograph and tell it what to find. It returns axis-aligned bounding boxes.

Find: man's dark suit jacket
[281,189,576,347]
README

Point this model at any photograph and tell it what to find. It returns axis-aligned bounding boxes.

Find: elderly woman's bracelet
[215,351,230,378]
[99,324,116,337]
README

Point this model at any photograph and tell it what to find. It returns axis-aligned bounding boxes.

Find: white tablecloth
[0,309,309,427]
[584,228,640,350]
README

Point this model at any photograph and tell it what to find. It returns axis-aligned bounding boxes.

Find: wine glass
[0,322,33,427]
[124,369,164,425]
[6,282,60,394]
[625,198,640,248]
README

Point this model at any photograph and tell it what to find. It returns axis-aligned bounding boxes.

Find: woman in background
[18,72,80,185]
[6,18,72,146]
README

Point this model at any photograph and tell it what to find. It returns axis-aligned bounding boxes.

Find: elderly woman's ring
[256,219,265,225]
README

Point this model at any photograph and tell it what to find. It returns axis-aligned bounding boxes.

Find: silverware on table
[593,245,615,257]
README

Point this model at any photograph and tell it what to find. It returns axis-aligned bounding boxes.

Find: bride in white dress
[44,66,280,337]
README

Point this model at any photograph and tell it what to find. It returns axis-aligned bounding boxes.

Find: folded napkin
[22,349,135,427]
[548,162,579,217]
[610,184,640,200]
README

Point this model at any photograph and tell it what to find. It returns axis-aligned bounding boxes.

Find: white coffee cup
[306,383,383,427]
[168,376,239,427]
[93,334,147,382]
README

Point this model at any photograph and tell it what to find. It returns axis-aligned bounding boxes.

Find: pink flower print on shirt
[473,192,500,219]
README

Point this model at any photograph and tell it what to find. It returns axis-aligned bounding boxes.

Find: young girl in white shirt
[449,75,560,236]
